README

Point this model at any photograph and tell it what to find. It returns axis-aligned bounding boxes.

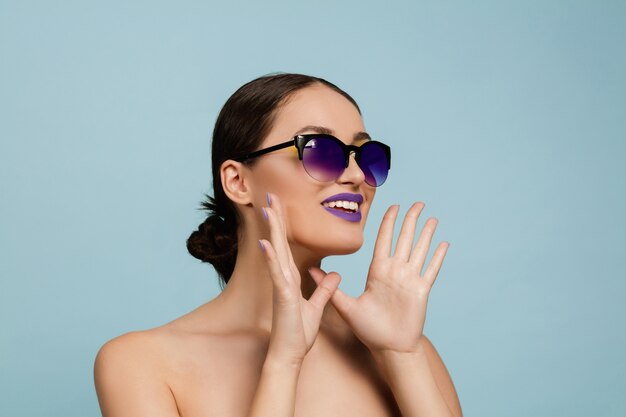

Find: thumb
[307,270,341,311]
[308,267,357,320]
[308,266,324,285]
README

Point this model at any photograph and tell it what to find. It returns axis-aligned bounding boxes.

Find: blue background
[1,1,625,416]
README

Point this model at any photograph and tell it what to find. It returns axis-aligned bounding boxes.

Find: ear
[220,159,254,206]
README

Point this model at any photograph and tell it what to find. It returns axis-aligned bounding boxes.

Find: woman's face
[249,84,377,257]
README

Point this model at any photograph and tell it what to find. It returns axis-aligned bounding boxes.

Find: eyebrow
[293,125,371,143]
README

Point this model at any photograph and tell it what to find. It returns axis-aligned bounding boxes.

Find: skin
[94,84,462,417]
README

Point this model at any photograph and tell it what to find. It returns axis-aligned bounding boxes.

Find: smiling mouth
[320,203,362,222]
[320,201,360,213]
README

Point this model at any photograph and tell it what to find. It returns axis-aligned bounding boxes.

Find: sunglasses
[234,134,391,187]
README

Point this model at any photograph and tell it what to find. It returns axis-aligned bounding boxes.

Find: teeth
[322,200,360,211]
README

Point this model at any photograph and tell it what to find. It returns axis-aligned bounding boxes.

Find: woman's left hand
[309,202,449,356]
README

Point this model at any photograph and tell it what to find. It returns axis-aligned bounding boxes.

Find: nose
[337,150,366,185]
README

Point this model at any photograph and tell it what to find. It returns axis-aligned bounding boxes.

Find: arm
[247,193,342,417]
[93,332,180,417]
[247,354,302,417]
[310,204,460,416]
[372,335,462,417]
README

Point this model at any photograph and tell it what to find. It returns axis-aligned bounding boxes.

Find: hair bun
[187,214,237,265]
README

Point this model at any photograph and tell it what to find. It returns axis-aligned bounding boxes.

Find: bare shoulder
[95,328,174,373]
[94,304,224,383]
[94,328,181,417]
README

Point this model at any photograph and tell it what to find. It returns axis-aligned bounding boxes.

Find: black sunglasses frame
[234,134,391,182]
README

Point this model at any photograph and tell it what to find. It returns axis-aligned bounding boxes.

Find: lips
[320,192,364,223]
[322,206,362,222]
[321,193,364,204]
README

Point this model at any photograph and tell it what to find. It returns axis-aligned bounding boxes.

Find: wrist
[263,352,304,372]
[371,343,426,369]
[371,344,429,392]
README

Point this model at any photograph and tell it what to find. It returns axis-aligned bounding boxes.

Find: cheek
[256,156,306,189]
[280,188,322,234]
[285,198,321,226]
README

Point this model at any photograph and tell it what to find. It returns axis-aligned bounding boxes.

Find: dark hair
[186,73,361,289]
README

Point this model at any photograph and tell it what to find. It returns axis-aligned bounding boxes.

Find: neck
[215,224,333,335]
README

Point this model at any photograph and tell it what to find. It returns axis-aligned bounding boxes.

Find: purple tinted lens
[302,137,344,182]
[359,143,389,186]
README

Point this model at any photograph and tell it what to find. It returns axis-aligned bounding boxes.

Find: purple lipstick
[321,193,363,223]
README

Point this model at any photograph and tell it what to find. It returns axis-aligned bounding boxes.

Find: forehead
[263,84,365,146]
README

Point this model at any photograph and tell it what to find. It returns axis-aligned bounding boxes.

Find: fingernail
[266,192,272,206]
[258,240,265,252]
[262,207,268,220]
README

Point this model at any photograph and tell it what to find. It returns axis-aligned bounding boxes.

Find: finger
[308,266,357,320]
[307,271,341,311]
[372,205,400,259]
[267,192,296,267]
[422,241,449,287]
[265,205,292,272]
[268,192,287,239]
[394,202,425,261]
[308,266,323,286]
[259,239,290,292]
[408,217,439,274]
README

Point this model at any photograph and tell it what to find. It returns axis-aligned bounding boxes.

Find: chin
[327,243,362,256]
[308,234,364,257]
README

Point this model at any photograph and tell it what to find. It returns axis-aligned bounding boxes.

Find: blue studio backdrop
[1,1,625,416]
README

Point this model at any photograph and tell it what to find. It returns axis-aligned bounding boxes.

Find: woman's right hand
[259,192,342,367]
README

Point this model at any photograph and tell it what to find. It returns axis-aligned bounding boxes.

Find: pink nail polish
[258,240,265,252]
[266,192,272,206]
[262,207,268,220]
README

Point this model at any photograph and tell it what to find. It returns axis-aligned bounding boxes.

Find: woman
[94,73,462,417]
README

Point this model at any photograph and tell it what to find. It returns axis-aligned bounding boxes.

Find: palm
[309,202,449,355]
